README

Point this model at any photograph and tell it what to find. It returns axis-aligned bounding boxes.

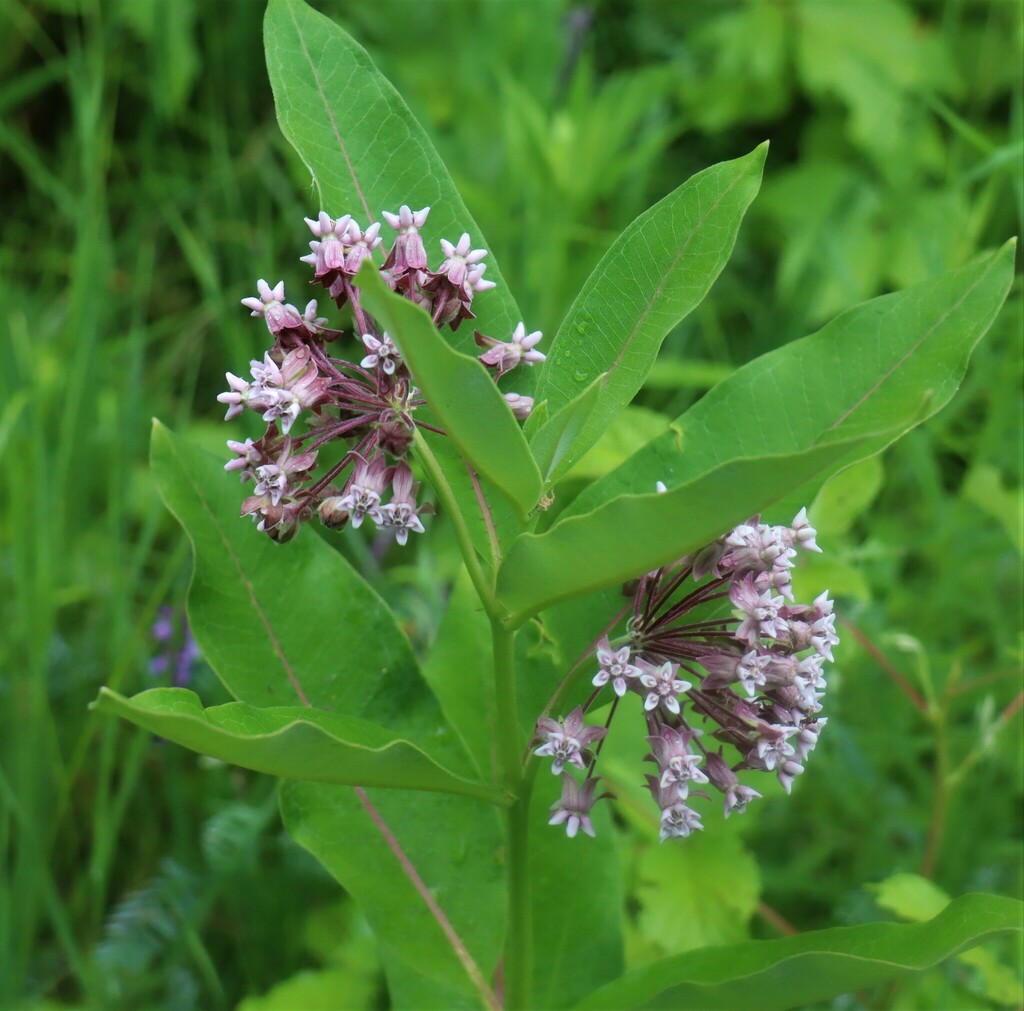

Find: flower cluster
[218,206,544,543]
[533,507,837,842]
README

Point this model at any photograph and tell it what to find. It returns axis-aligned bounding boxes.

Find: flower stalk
[492,619,533,1011]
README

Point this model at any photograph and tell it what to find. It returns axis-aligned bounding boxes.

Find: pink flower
[592,637,642,697]
[475,322,545,378]
[382,205,430,273]
[381,462,426,546]
[533,707,607,775]
[638,660,692,716]
[241,279,304,334]
[503,392,534,420]
[437,232,488,287]
[360,332,401,375]
[548,776,603,839]
[300,212,353,276]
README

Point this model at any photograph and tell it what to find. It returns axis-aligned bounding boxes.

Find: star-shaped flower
[533,707,607,774]
[639,661,692,716]
[591,637,643,697]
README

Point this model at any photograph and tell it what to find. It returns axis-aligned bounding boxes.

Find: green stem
[493,619,532,1010]
[414,428,500,620]
[415,426,532,1004]
[921,699,948,879]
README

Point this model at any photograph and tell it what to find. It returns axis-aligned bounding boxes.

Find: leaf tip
[90,686,117,713]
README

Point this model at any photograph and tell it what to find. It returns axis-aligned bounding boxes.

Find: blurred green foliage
[0,0,1020,1007]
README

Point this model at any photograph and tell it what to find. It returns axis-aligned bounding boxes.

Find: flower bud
[318,496,351,530]
[377,408,415,456]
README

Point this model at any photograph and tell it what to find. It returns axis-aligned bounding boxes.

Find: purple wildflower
[533,707,607,775]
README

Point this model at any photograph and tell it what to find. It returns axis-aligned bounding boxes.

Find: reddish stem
[840,617,927,713]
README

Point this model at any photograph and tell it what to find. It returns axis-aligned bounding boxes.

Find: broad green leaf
[417,430,520,572]
[497,436,882,623]
[809,455,884,536]
[565,405,671,483]
[238,902,380,1011]
[594,695,760,958]
[514,583,632,736]
[529,143,767,484]
[573,893,1024,1010]
[146,425,511,1002]
[264,0,519,351]
[237,969,373,1011]
[566,242,1016,522]
[520,243,1015,617]
[527,785,624,1008]
[963,463,1024,554]
[528,372,605,483]
[280,782,504,1011]
[643,358,735,391]
[869,874,1024,1007]
[633,838,758,957]
[869,873,952,922]
[357,263,542,520]
[421,567,496,783]
[93,688,507,804]
[147,422,433,727]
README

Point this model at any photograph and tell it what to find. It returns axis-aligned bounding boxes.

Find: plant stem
[921,698,948,879]
[416,422,530,1003]
[492,619,532,1010]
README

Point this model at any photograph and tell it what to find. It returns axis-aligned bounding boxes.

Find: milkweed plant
[95,1,1019,1008]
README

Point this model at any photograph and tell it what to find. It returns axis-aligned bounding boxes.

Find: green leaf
[528,372,606,483]
[497,436,881,623]
[527,786,624,1008]
[264,0,520,351]
[565,405,671,483]
[530,143,767,485]
[420,567,496,783]
[566,242,1016,523]
[869,874,1024,1007]
[92,688,507,804]
[643,358,735,391]
[357,262,542,520]
[573,893,1024,1010]
[147,422,435,729]
[419,430,520,569]
[237,969,373,1011]
[633,838,759,957]
[280,782,504,1011]
[504,248,1014,619]
[809,455,885,536]
[514,584,631,735]
[869,872,952,922]
[963,463,1024,554]
[594,696,761,957]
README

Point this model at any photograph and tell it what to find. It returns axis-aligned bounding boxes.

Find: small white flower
[639,661,692,716]
[592,637,643,697]
[510,322,546,365]
[360,332,401,375]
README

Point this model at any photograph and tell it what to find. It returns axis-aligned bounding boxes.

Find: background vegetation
[1,0,1020,1007]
